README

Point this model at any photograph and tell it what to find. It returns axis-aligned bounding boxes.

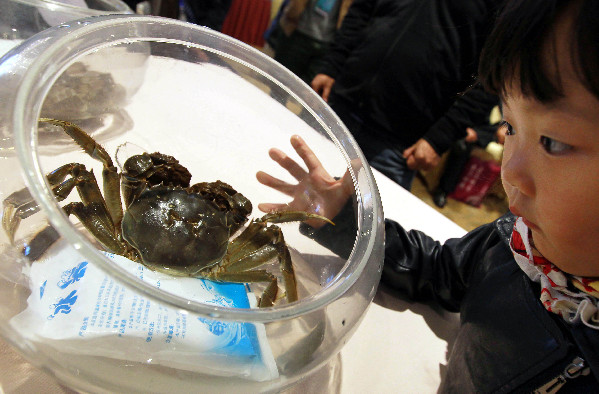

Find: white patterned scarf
[510,217,599,329]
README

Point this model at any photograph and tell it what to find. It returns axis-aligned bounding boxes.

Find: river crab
[3,118,332,307]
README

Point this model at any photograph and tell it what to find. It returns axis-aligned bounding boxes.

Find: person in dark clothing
[183,0,232,31]
[310,0,500,190]
[256,0,599,391]
[432,122,503,208]
[264,0,353,84]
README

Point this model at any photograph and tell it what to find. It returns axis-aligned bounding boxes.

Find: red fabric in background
[221,0,271,47]
[449,156,501,207]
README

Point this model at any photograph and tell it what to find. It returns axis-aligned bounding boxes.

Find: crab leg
[3,163,84,243]
[259,211,334,226]
[223,221,298,304]
[16,166,125,259]
[272,226,298,303]
[62,202,125,254]
[61,167,131,255]
[22,226,61,261]
[39,118,123,229]
[226,211,332,261]
[220,211,332,305]
[71,169,115,232]
[226,221,272,262]
[255,211,334,303]
[206,270,279,307]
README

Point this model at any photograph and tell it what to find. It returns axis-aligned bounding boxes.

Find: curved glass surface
[0,15,384,392]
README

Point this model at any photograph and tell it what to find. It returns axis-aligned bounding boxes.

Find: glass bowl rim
[7,0,132,15]
[8,14,383,322]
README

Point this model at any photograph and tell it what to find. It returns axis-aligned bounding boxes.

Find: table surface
[338,169,464,394]
[0,168,465,393]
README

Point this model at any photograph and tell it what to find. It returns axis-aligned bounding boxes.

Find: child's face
[501,35,599,276]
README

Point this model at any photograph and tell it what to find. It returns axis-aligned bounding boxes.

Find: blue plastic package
[11,242,278,381]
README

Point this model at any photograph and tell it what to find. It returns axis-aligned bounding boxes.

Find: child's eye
[540,136,572,154]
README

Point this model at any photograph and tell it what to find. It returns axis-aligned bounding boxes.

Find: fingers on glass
[256,171,296,195]
[268,147,307,180]
[290,135,323,173]
[257,203,287,213]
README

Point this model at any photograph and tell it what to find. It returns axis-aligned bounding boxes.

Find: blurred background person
[311,0,500,190]
[431,120,505,208]
[183,0,233,31]
[265,0,353,84]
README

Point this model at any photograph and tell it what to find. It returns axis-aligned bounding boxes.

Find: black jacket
[305,212,599,392]
[385,214,599,392]
[319,0,500,154]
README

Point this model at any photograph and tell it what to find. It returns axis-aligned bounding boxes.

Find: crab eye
[540,136,572,155]
[124,154,153,177]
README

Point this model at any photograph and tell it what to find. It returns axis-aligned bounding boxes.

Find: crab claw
[259,211,335,226]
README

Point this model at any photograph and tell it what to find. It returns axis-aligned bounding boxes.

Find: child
[256,0,599,391]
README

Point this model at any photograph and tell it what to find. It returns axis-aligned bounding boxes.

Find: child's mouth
[522,217,539,231]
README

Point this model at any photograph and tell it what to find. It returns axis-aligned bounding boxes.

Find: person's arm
[279,0,310,35]
[316,0,377,79]
[257,135,502,312]
[383,218,502,312]
[402,139,442,171]
[421,84,499,157]
[304,205,503,312]
[311,0,377,100]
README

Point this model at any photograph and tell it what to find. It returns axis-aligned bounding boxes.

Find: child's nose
[501,140,535,197]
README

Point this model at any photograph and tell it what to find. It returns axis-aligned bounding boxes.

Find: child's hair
[478,0,599,102]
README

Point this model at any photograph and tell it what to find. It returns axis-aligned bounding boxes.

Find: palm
[256,136,353,227]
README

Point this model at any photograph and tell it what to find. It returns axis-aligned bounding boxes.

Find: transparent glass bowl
[1,0,138,127]
[0,15,384,393]
[0,0,132,50]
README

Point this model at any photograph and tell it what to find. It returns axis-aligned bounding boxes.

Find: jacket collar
[495,211,516,246]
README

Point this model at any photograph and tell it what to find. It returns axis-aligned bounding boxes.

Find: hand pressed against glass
[501,11,599,277]
[256,135,354,228]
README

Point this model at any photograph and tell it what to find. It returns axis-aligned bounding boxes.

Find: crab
[3,118,333,307]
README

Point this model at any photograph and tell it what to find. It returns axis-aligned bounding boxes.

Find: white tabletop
[338,170,464,393]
